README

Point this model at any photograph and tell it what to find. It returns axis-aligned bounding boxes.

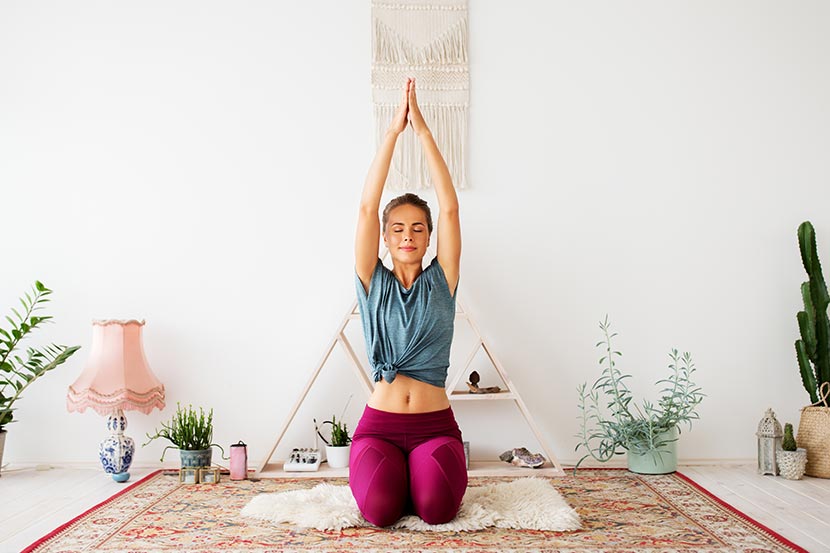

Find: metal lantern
[757,408,783,475]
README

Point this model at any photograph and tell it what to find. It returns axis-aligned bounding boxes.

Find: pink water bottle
[230,441,248,480]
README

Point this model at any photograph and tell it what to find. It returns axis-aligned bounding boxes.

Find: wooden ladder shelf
[259,256,564,475]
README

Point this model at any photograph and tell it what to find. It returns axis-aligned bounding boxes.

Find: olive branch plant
[574,316,705,473]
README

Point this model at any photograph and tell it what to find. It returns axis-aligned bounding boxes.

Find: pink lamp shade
[67,319,165,416]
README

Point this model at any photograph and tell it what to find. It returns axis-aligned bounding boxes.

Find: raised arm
[355,79,412,292]
[407,79,461,295]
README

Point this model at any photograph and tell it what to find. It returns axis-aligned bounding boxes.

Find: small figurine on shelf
[499,447,546,468]
[466,371,502,394]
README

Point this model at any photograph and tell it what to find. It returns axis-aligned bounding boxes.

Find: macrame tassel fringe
[375,104,467,190]
[372,0,469,190]
[374,17,468,65]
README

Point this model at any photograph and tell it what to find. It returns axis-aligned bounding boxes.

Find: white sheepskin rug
[241,477,581,532]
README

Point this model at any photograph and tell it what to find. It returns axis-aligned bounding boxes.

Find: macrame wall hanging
[372,0,469,190]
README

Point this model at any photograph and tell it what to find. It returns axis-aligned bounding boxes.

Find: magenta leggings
[348,405,468,527]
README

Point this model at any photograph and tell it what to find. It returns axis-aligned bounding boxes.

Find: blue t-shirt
[355,257,456,388]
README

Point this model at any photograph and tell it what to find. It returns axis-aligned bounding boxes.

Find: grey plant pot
[777,448,808,480]
[0,429,6,477]
[626,426,678,475]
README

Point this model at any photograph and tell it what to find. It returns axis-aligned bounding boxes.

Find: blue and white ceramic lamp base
[99,409,134,482]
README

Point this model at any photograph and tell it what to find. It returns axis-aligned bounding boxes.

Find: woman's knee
[408,437,468,524]
[348,437,408,527]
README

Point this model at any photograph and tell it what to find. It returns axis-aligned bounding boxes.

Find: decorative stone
[499,447,545,468]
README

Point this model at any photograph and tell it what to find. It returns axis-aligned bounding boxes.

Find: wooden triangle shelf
[259,257,564,476]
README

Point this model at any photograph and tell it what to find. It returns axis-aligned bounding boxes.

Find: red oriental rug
[23,469,806,553]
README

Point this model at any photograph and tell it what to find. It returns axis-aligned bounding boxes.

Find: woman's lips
[400,247,416,252]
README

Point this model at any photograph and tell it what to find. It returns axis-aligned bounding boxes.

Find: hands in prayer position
[387,77,430,137]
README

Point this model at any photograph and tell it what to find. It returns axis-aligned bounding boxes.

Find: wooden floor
[1,463,829,552]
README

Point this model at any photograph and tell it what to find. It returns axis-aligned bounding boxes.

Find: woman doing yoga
[350,77,466,527]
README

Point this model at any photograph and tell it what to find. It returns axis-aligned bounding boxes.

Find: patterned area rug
[24,469,806,553]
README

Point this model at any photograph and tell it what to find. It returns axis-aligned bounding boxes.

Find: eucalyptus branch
[574,317,705,473]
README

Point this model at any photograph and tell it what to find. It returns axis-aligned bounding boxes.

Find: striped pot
[180,448,212,468]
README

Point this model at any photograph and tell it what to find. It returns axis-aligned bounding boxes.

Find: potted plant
[0,281,80,475]
[794,221,830,477]
[575,316,705,474]
[315,415,352,468]
[777,422,808,480]
[143,403,225,468]
[795,220,830,404]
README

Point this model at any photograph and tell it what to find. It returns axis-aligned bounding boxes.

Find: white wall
[1,1,828,468]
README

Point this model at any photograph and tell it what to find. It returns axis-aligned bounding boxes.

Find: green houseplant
[777,422,807,480]
[315,415,352,468]
[143,403,225,467]
[793,221,830,478]
[795,221,830,405]
[575,316,705,474]
[0,281,80,474]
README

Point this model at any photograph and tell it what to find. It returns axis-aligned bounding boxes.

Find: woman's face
[383,203,430,265]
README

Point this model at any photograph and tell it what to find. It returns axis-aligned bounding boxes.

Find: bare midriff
[367,373,450,414]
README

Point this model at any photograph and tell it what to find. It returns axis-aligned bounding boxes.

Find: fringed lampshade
[67,319,165,482]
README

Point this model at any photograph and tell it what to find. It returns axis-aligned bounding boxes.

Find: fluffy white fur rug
[241,477,581,532]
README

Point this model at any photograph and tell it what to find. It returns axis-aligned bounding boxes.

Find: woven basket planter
[797,405,830,478]
[795,406,830,478]
[777,448,808,480]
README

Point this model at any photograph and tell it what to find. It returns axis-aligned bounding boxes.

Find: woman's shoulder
[422,256,446,279]
[422,257,457,298]
[356,258,393,298]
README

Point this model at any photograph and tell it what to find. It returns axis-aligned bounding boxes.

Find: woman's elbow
[440,205,460,218]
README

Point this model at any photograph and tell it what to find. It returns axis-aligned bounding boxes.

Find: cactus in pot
[782,423,797,452]
[315,415,352,468]
[777,422,807,480]
[795,221,830,405]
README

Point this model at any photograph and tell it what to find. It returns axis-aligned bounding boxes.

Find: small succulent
[315,415,352,447]
[782,422,797,452]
